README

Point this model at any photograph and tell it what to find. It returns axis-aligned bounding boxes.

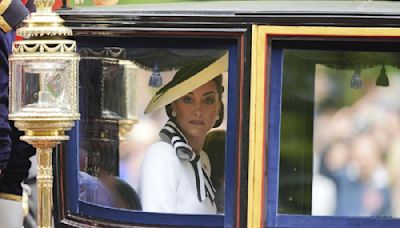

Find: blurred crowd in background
[313,64,400,217]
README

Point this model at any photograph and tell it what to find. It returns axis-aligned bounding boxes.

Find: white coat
[138,141,217,214]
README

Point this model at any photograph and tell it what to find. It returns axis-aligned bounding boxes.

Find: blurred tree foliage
[279,52,314,214]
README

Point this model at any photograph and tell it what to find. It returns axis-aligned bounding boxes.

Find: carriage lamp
[8,0,80,227]
[118,59,138,141]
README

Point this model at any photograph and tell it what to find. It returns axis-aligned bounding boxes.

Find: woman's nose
[193,110,202,116]
[193,102,203,116]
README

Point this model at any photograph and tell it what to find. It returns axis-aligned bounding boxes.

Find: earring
[172,110,176,117]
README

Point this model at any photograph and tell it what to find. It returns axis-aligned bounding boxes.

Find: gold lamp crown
[17,0,72,39]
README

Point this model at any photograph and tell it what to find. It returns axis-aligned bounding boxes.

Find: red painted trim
[53,0,63,10]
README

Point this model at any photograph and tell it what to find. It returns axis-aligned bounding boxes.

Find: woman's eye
[182,96,192,104]
[205,97,215,104]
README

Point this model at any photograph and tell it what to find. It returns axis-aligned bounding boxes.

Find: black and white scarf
[159,120,216,204]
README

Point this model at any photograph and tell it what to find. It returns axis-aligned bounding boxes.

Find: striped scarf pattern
[159,120,216,204]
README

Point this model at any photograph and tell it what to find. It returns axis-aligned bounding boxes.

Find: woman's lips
[189,120,204,125]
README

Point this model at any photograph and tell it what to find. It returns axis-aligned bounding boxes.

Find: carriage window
[77,47,229,215]
[279,49,400,218]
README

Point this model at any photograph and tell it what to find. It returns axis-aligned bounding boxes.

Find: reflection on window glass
[279,50,400,218]
[77,48,228,215]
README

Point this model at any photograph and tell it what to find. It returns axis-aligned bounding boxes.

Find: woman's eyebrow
[203,91,216,96]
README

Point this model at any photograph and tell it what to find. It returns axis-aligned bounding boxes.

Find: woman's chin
[185,128,209,139]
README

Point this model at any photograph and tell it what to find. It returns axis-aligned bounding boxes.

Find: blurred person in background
[203,129,226,214]
[79,171,142,210]
[321,133,391,217]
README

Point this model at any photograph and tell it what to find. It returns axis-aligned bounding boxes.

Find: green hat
[144,52,228,114]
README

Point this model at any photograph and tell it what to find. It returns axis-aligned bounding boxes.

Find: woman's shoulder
[144,141,179,163]
[147,141,174,153]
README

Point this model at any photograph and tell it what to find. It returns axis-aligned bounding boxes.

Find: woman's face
[172,80,221,140]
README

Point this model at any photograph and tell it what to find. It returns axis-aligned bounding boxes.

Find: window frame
[248,25,400,228]
[53,31,248,228]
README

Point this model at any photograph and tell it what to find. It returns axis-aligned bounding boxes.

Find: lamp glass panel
[11,59,74,115]
[102,58,126,119]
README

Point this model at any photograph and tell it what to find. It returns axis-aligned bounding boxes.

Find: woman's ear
[171,103,177,118]
[171,102,176,112]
